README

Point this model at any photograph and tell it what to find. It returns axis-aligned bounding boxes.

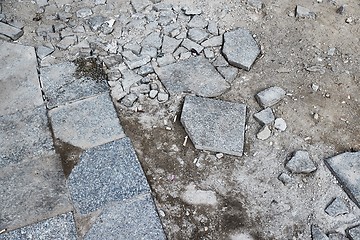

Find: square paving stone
[0,106,54,168]
[40,61,109,109]
[84,194,166,240]
[0,212,77,240]
[0,154,72,231]
[68,138,150,214]
[0,41,43,116]
[181,95,247,156]
[49,93,125,149]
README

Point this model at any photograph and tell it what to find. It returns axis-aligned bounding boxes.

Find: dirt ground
[3,0,360,239]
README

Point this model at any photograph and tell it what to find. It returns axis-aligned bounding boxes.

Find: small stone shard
[286,150,317,174]
[255,86,286,108]
[256,125,271,140]
[274,118,287,131]
[325,198,349,217]
[253,108,275,125]
[121,93,138,107]
[222,28,260,71]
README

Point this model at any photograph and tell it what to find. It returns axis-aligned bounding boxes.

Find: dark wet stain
[222,198,248,231]
[73,57,107,82]
[54,139,83,178]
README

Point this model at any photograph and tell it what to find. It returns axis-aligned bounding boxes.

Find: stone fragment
[328,232,349,240]
[157,53,175,66]
[296,5,316,19]
[0,22,23,40]
[84,194,166,240]
[187,28,209,43]
[36,45,54,59]
[49,93,125,149]
[76,8,93,18]
[212,54,229,67]
[181,95,246,156]
[88,15,107,31]
[325,152,360,208]
[217,66,238,83]
[256,125,271,140]
[130,0,152,12]
[182,38,204,54]
[325,198,349,217]
[201,35,223,47]
[157,91,169,102]
[286,150,317,174]
[311,225,329,240]
[149,90,158,99]
[141,46,158,58]
[255,86,286,108]
[278,172,294,185]
[125,55,151,70]
[153,3,173,11]
[158,10,177,26]
[141,32,162,49]
[253,108,275,125]
[123,42,141,55]
[181,183,217,206]
[68,138,150,214]
[179,52,192,60]
[207,21,219,35]
[182,7,202,16]
[155,56,230,97]
[121,93,138,107]
[1,212,76,239]
[187,15,208,28]
[222,28,260,71]
[121,69,143,93]
[95,0,107,5]
[204,48,215,59]
[162,35,182,54]
[56,36,77,50]
[110,82,127,101]
[130,84,150,95]
[36,0,49,7]
[0,41,43,116]
[138,63,154,76]
[248,0,263,10]
[274,118,287,131]
[347,225,360,240]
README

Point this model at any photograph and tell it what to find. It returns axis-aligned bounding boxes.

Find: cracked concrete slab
[181,95,246,156]
[68,138,150,214]
[0,41,43,116]
[49,93,125,149]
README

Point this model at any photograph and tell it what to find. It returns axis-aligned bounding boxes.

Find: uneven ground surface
[1,0,359,239]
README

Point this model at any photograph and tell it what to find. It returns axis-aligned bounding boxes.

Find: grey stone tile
[325,151,360,208]
[255,86,286,108]
[0,212,77,240]
[0,41,43,116]
[0,106,54,167]
[49,93,125,149]
[68,138,150,214]
[347,225,360,240]
[181,95,246,156]
[0,154,72,231]
[40,61,109,109]
[84,194,166,240]
[325,197,349,217]
[155,56,230,98]
[311,225,329,240]
[0,22,23,40]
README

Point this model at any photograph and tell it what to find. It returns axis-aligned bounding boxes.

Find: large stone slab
[49,93,125,149]
[0,22,23,40]
[0,154,72,231]
[84,194,166,240]
[180,95,246,156]
[155,56,230,97]
[68,138,150,214]
[40,61,109,108]
[222,28,260,71]
[0,41,43,116]
[325,152,360,208]
[0,212,77,239]
[0,106,54,167]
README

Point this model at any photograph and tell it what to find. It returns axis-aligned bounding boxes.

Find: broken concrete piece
[278,172,294,185]
[347,225,360,240]
[201,35,223,47]
[204,48,215,59]
[222,28,260,71]
[257,125,271,140]
[141,32,162,49]
[131,0,153,12]
[121,69,143,93]
[121,93,138,107]
[187,15,208,28]
[286,150,317,174]
[125,55,151,70]
[217,66,238,83]
[155,56,230,97]
[181,95,246,156]
[182,38,204,54]
[207,21,219,35]
[187,28,209,43]
[325,198,349,217]
[157,54,175,66]
[36,45,54,59]
[181,183,217,206]
[296,5,316,19]
[255,86,286,108]
[325,151,360,208]
[0,22,23,40]
[274,118,287,131]
[162,35,182,54]
[253,108,275,125]
[311,225,329,240]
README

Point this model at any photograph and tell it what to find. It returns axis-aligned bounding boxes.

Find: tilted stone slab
[49,93,125,149]
[325,151,360,208]
[68,138,150,214]
[155,56,230,97]
[0,212,77,240]
[40,61,109,109]
[347,224,360,240]
[0,41,43,116]
[0,22,23,40]
[181,95,246,156]
[84,194,166,240]
[222,28,260,71]
[0,154,72,231]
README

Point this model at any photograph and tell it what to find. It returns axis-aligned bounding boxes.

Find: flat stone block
[0,22,23,40]
[285,150,317,174]
[325,197,349,217]
[0,106,54,167]
[325,151,360,208]
[0,154,72,231]
[40,61,109,108]
[255,86,286,108]
[84,194,166,240]
[347,225,360,240]
[181,95,246,156]
[49,93,125,149]
[0,212,77,239]
[68,138,150,214]
[155,56,230,97]
[0,41,43,116]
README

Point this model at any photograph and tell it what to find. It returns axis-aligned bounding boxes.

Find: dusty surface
[2,0,360,239]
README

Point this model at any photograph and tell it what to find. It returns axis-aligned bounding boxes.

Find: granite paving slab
[325,151,360,208]
[0,212,77,240]
[84,194,166,240]
[40,61,109,109]
[0,154,72,231]
[0,106,54,168]
[49,93,125,149]
[347,224,360,240]
[68,138,150,214]
[155,56,230,97]
[0,41,43,116]
[180,95,247,156]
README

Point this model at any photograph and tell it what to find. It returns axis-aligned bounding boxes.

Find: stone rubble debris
[253,107,275,125]
[0,21,23,40]
[311,225,329,240]
[256,125,271,140]
[285,150,317,174]
[274,118,287,131]
[325,198,350,217]
[255,86,286,108]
